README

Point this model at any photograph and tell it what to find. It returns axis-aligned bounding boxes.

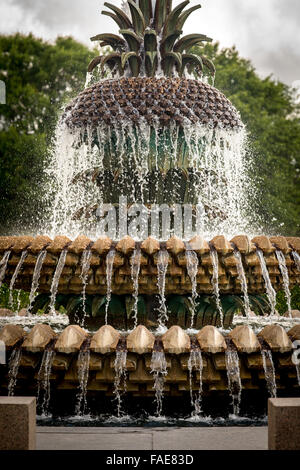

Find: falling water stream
[105,248,116,325]
[150,350,168,417]
[0,250,11,289]
[8,348,22,396]
[261,348,277,398]
[9,250,28,310]
[28,250,47,311]
[186,250,199,328]
[75,347,90,416]
[157,250,169,327]
[233,248,251,318]
[49,249,68,314]
[292,251,300,270]
[188,347,203,417]
[225,344,242,416]
[79,249,92,327]
[210,247,224,328]
[256,249,277,316]
[37,348,55,416]
[113,348,127,417]
[131,247,141,329]
[275,249,292,318]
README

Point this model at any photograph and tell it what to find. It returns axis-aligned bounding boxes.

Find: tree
[0,34,95,233]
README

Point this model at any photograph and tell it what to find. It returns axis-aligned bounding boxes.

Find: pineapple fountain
[0,0,299,422]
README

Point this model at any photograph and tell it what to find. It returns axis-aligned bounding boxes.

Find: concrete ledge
[0,397,36,450]
[268,398,300,450]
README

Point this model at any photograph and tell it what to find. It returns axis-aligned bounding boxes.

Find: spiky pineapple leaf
[202,57,216,76]
[121,52,141,75]
[103,3,132,29]
[144,29,157,52]
[120,29,142,52]
[128,0,146,36]
[177,4,202,30]
[90,33,126,50]
[138,0,153,25]
[160,30,182,54]
[145,51,158,75]
[154,0,172,33]
[174,34,212,53]
[163,0,190,37]
[181,53,203,76]
[87,56,102,73]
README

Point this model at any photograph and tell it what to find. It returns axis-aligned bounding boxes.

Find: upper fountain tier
[63,0,242,131]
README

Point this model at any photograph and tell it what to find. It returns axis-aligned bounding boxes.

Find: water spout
[157,249,169,327]
[8,348,22,396]
[261,348,277,398]
[150,348,168,417]
[256,248,276,316]
[37,348,55,416]
[49,249,68,315]
[225,343,242,416]
[79,249,92,327]
[113,346,127,418]
[0,250,11,289]
[105,248,116,325]
[292,251,300,271]
[131,247,141,329]
[275,249,292,318]
[28,250,47,312]
[9,250,28,310]
[210,247,224,328]
[188,346,203,417]
[186,250,199,328]
[75,347,90,416]
[233,247,251,318]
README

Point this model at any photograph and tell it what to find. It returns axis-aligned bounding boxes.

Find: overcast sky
[1,0,300,86]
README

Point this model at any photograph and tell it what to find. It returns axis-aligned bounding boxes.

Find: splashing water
[186,250,199,328]
[79,249,92,327]
[8,348,22,396]
[233,248,251,318]
[292,251,300,270]
[131,247,141,329]
[37,348,55,416]
[261,349,277,398]
[157,250,169,327]
[49,249,68,315]
[256,249,277,316]
[225,347,242,416]
[275,249,292,318]
[188,349,203,417]
[105,248,115,325]
[113,349,127,418]
[0,250,11,289]
[296,364,300,387]
[44,118,251,239]
[75,349,90,416]
[210,247,224,328]
[150,350,168,417]
[28,250,47,312]
[9,250,28,310]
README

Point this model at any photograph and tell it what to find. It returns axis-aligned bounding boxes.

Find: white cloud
[1,0,299,84]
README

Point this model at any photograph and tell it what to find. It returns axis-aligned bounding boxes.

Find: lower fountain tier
[0,234,299,295]
[1,323,299,395]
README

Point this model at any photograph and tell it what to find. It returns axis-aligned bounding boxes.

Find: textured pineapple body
[64,77,242,130]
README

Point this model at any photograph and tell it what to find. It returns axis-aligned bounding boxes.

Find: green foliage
[276,286,300,315]
[195,42,300,235]
[0,283,30,312]
[0,34,95,234]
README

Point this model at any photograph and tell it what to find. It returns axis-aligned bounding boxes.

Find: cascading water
[210,247,224,328]
[37,348,55,416]
[49,249,68,315]
[0,250,11,289]
[79,249,92,327]
[225,344,242,416]
[157,250,169,327]
[275,249,292,318]
[296,363,300,387]
[185,250,199,328]
[261,348,277,398]
[130,246,141,329]
[28,249,47,311]
[9,250,28,310]
[150,349,168,417]
[256,248,277,317]
[113,348,127,418]
[8,348,22,396]
[105,248,115,325]
[75,347,90,416]
[292,251,300,270]
[233,247,251,318]
[187,347,203,417]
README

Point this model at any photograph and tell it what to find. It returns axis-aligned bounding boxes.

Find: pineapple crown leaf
[92,0,215,79]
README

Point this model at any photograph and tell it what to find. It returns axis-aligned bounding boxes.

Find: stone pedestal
[268,398,300,450]
[0,397,36,450]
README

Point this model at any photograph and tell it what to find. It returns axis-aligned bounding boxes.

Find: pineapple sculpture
[63,0,243,220]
